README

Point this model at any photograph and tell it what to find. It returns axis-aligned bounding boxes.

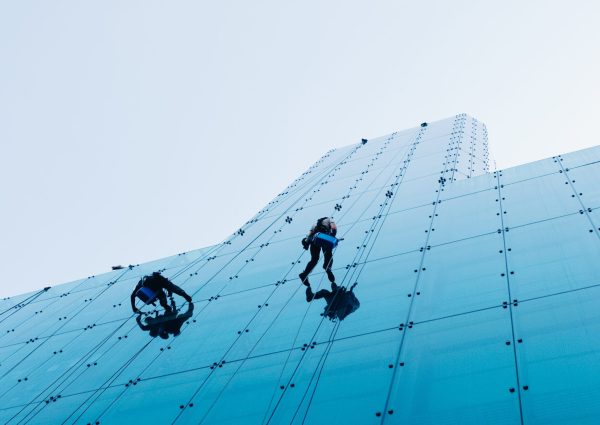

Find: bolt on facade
[1,114,598,424]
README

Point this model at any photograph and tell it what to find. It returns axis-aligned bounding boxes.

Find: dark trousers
[314,282,339,301]
[302,244,335,283]
[152,282,189,311]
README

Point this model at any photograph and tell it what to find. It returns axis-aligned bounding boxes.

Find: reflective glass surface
[2,114,598,425]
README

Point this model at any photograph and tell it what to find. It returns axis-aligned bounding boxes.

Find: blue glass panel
[566,162,600,209]
[97,369,210,423]
[430,187,500,245]
[440,171,496,199]
[387,307,521,424]
[501,171,581,226]
[500,156,560,185]
[401,157,444,182]
[0,323,123,408]
[6,114,599,424]
[266,330,400,424]
[332,252,419,339]
[366,205,434,259]
[385,178,438,211]
[0,406,22,424]
[515,288,600,424]
[411,233,506,322]
[505,213,600,300]
[559,145,600,169]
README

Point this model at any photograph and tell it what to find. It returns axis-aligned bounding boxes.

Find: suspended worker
[299,216,338,292]
[130,271,192,314]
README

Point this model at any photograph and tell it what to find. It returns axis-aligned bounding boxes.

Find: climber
[130,271,192,314]
[299,216,338,292]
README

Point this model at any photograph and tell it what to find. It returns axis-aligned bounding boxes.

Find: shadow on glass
[306,282,360,321]
[136,300,194,339]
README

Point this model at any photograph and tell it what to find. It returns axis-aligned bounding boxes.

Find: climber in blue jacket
[299,217,338,297]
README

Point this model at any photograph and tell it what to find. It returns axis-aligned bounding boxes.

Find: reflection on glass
[306,282,360,321]
[14,116,600,424]
[136,301,194,339]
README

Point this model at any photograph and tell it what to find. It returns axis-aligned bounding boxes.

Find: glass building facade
[2,114,599,424]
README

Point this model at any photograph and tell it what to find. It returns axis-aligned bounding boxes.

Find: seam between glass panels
[182,133,413,424]
[496,171,525,424]
[3,208,588,354]
[2,270,134,424]
[380,115,472,423]
[67,142,369,425]
[557,158,600,241]
[7,276,600,416]
[261,128,428,424]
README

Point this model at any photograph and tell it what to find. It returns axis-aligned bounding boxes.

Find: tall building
[1,114,599,424]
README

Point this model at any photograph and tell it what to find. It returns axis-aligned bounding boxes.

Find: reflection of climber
[299,217,338,289]
[130,271,192,314]
[136,300,194,339]
[306,282,360,321]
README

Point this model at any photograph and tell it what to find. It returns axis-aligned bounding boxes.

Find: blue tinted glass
[3,115,598,424]
[387,308,521,424]
[515,288,600,424]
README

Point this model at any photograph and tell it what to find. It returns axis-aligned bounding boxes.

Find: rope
[264,129,426,423]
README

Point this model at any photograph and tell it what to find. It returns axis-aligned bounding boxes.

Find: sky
[1,0,599,297]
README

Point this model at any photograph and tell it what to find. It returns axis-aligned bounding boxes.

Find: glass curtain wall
[3,115,599,425]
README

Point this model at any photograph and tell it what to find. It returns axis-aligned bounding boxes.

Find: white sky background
[0,1,599,297]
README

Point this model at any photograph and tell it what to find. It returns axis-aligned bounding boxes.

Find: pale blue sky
[1,1,599,297]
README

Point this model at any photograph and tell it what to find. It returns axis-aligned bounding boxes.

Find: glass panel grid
[2,116,599,424]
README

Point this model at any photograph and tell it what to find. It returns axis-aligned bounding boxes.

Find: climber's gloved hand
[301,238,310,250]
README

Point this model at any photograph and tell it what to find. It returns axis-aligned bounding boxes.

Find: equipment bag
[312,232,338,249]
[136,287,158,304]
